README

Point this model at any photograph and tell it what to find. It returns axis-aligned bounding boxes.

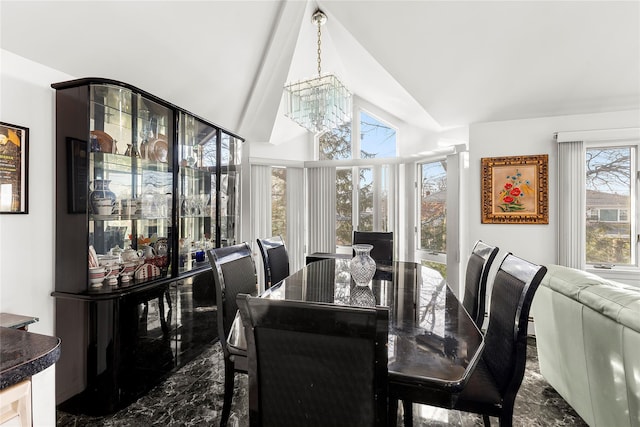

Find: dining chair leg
[220,359,235,427]
[402,400,413,427]
[482,414,491,426]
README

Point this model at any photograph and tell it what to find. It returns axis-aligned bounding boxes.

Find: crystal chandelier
[284,9,352,134]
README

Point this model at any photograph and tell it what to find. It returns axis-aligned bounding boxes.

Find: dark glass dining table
[229,258,484,406]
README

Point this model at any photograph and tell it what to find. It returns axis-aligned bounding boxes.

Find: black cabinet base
[56,273,217,416]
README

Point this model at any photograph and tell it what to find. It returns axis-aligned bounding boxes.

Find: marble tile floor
[57,338,588,426]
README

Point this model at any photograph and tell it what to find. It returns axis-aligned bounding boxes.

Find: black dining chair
[207,242,258,427]
[236,294,390,427]
[353,231,394,265]
[395,253,547,427]
[256,235,290,289]
[462,240,499,329]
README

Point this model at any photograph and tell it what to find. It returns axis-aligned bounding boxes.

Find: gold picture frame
[481,154,548,224]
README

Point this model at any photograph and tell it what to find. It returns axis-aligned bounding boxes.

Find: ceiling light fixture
[284,9,352,134]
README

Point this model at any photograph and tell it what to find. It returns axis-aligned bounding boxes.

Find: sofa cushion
[541,265,640,333]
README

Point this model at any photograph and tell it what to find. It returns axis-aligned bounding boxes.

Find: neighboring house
[586,189,630,235]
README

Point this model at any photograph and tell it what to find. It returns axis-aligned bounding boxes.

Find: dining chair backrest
[483,253,547,396]
[208,242,258,426]
[353,231,394,265]
[237,294,390,427]
[256,236,290,289]
[462,240,499,328]
[207,242,258,353]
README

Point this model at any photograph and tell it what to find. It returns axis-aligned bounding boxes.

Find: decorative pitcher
[89,179,117,214]
[350,244,377,287]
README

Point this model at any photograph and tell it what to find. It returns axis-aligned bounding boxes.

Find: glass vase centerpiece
[350,244,377,306]
[350,244,377,286]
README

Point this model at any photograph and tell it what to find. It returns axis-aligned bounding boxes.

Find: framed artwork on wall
[481,154,548,224]
[0,122,29,214]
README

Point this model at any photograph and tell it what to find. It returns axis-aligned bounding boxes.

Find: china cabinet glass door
[88,84,174,283]
[177,113,216,273]
[220,131,241,247]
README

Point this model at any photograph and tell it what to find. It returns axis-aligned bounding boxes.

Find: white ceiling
[1,1,639,146]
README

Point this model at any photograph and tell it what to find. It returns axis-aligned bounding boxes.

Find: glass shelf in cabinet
[90,152,136,169]
[91,100,133,127]
[91,214,120,221]
[137,156,171,171]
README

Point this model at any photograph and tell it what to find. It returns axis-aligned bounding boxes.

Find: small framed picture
[481,154,548,224]
[0,122,29,214]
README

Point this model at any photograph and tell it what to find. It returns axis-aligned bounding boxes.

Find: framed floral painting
[481,154,548,224]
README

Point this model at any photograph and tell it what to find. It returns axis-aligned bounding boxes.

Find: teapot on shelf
[140,245,156,259]
[109,245,124,261]
[121,246,143,263]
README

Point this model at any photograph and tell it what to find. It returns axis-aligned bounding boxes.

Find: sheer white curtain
[251,164,272,288]
[286,167,305,272]
[307,167,336,254]
[557,140,585,268]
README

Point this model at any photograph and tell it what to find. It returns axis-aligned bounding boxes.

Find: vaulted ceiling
[2,1,639,148]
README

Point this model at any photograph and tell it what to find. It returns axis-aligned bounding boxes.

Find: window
[417,159,447,276]
[358,167,373,232]
[318,109,398,249]
[319,110,397,161]
[359,111,396,158]
[271,167,286,241]
[357,166,390,233]
[336,168,353,246]
[585,145,637,266]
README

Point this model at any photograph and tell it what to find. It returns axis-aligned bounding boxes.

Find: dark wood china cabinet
[51,78,242,415]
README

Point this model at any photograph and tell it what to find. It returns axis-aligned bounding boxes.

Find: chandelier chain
[317,19,322,77]
[284,9,351,134]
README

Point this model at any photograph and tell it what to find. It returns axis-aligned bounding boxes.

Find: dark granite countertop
[0,327,61,389]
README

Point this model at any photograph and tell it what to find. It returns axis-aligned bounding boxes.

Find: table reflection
[262,259,483,392]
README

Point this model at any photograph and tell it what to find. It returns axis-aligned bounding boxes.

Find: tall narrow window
[336,168,353,246]
[418,159,447,276]
[358,167,373,232]
[585,145,636,266]
[271,167,286,241]
[317,109,397,250]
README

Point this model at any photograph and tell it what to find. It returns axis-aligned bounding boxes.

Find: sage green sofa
[531,264,640,427]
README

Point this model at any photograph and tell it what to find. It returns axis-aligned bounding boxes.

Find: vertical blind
[557,140,585,269]
[251,164,272,288]
[286,167,305,272]
[307,167,337,254]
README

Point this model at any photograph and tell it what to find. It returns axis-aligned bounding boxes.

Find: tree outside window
[271,167,286,241]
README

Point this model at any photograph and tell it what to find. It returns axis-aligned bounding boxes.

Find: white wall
[0,49,74,426]
[466,109,640,295]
